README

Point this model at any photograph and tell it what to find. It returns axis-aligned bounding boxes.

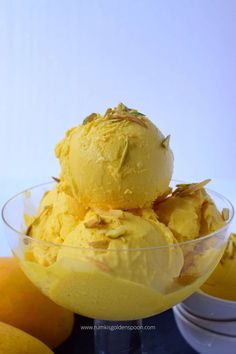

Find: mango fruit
[0,321,53,354]
[0,257,74,348]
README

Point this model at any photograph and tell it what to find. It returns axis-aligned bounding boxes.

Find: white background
[0,1,236,254]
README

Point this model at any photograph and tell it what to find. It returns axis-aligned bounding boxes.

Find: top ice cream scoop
[55,103,173,210]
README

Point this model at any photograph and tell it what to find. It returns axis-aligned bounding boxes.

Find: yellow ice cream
[55,103,173,209]
[22,199,227,320]
[25,182,87,266]
[154,183,227,286]
[21,257,213,320]
[58,209,184,292]
[201,233,236,301]
[22,186,228,320]
[23,206,216,320]
[23,207,186,319]
[200,197,226,235]
[154,185,225,242]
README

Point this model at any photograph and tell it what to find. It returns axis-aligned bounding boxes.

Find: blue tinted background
[0,0,235,187]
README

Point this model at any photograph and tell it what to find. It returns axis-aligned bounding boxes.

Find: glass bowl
[1,181,234,353]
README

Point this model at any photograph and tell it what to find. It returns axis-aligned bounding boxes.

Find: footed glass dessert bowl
[2,182,234,353]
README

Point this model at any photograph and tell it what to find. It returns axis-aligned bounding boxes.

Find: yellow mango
[0,321,53,354]
[0,257,74,348]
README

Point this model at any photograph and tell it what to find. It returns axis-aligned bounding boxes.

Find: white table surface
[1,179,235,257]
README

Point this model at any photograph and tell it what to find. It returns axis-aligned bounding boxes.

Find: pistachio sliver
[161,135,171,149]
[118,138,129,170]
[129,109,145,117]
[52,176,60,183]
[104,108,113,117]
[83,113,98,125]
[117,102,129,111]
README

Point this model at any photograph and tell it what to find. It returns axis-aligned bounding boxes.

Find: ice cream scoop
[25,182,87,266]
[154,182,225,242]
[38,208,185,320]
[154,182,227,286]
[22,206,187,320]
[57,208,184,293]
[55,103,173,209]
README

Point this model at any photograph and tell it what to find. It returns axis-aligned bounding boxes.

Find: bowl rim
[173,305,236,340]
[176,303,236,324]
[1,180,235,251]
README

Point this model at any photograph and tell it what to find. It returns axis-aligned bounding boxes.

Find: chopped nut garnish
[88,240,110,248]
[52,176,60,183]
[117,102,129,111]
[25,225,32,237]
[117,103,145,116]
[161,135,171,149]
[83,113,98,125]
[103,103,148,127]
[95,209,124,219]
[173,179,211,197]
[106,226,126,238]
[110,209,124,218]
[111,114,147,128]
[84,215,105,228]
[118,137,129,170]
[104,108,113,117]
[129,109,145,117]
[222,208,230,221]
